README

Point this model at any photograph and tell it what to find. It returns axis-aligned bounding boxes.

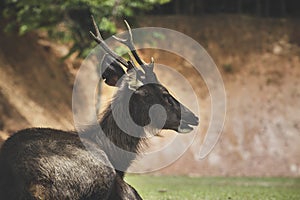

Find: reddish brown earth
[0,15,299,176]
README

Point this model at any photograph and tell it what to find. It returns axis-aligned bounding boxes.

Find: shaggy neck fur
[83,87,151,173]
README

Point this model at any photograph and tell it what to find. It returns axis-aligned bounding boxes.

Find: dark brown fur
[0,18,198,200]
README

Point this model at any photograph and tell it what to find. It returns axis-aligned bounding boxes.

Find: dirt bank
[0,15,299,176]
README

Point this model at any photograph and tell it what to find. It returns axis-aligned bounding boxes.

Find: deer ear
[100,54,125,86]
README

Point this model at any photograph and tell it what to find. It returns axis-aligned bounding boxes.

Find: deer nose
[181,105,199,126]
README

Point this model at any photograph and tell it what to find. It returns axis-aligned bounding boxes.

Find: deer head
[90,16,199,135]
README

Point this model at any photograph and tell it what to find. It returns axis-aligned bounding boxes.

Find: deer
[0,17,199,200]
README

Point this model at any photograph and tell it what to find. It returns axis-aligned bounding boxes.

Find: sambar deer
[0,17,199,199]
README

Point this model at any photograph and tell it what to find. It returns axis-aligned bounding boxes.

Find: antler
[90,16,157,83]
[90,16,131,69]
[112,20,155,75]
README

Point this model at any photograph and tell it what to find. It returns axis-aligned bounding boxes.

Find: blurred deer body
[0,17,198,200]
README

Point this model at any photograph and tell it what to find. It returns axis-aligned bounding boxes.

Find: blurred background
[0,0,300,178]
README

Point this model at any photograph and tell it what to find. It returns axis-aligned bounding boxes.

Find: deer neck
[99,106,145,154]
[92,93,147,171]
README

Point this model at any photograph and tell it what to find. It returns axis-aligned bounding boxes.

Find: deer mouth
[178,118,199,133]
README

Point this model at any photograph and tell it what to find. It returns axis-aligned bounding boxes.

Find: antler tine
[144,57,157,82]
[149,57,154,71]
[112,20,134,49]
[142,57,154,73]
[112,20,148,69]
[89,16,129,68]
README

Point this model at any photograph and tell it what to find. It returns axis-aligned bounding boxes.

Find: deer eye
[163,94,173,105]
[162,90,169,95]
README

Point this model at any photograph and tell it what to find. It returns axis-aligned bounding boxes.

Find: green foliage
[2,0,170,58]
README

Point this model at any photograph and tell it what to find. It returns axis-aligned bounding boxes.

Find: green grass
[125,175,300,200]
